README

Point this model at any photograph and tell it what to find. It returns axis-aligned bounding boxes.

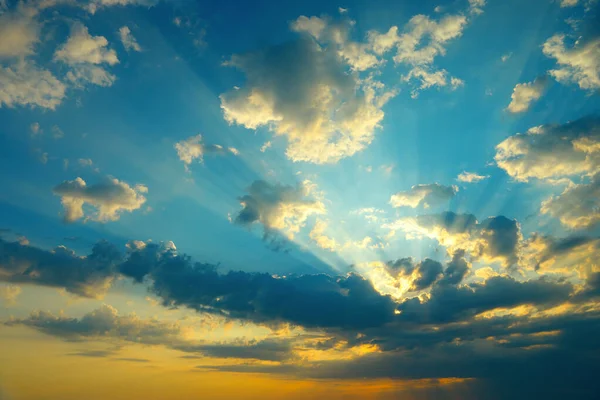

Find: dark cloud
[0,237,121,297]
[439,250,470,285]
[397,276,572,323]
[388,212,521,266]
[177,338,293,362]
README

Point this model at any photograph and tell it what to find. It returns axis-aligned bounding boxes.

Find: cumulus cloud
[233,180,325,240]
[0,6,39,58]
[367,7,475,96]
[543,34,600,90]
[495,116,600,182]
[0,61,66,109]
[390,183,458,208]
[54,23,118,87]
[506,76,548,113]
[174,134,238,170]
[52,177,147,222]
[385,212,522,266]
[118,26,141,52]
[541,174,600,229]
[457,171,490,183]
[220,30,394,164]
[309,219,340,251]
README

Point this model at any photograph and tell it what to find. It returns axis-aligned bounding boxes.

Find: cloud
[367,6,476,96]
[174,134,238,170]
[309,219,340,251]
[495,116,600,182]
[390,183,458,208]
[543,34,600,90]
[52,177,147,222]
[0,284,22,305]
[233,180,325,240]
[54,23,118,87]
[0,6,39,58]
[220,32,394,164]
[385,212,521,266]
[397,275,571,323]
[0,237,120,297]
[541,175,600,229]
[7,304,181,345]
[85,0,160,14]
[0,60,66,109]
[506,76,548,113]
[457,171,490,183]
[118,26,141,52]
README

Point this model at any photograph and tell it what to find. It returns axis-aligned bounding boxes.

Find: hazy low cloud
[390,183,458,208]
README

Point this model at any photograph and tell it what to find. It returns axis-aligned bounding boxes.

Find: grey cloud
[389,183,458,208]
[0,237,120,298]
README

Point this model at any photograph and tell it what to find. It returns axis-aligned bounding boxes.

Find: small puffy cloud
[495,116,600,182]
[543,34,600,90]
[560,0,579,7]
[52,176,147,222]
[457,171,489,183]
[0,284,22,306]
[506,76,548,113]
[367,8,475,95]
[30,122,41,136]
[54,23,118,87]
[385,212,521,266]
[52,125,64,139]
[309,219,339,251]
[0,6,39,58]
[54,23,118,65]
[174,134,238,170]
[118,26,141,52]
[260,141,272,152]
[501,52,512,62]
[233,180,325,240]
[0,61,66,109]
[541,174,600,229]
[390,183,457,208]
[221,29,394,164]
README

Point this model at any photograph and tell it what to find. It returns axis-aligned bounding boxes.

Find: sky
[0,0,599,398]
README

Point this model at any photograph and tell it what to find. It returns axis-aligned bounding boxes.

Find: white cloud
[367,9,475,95]
[495,117,600,182]
[174,134,238,171]
[51,125,64,139]
[390,183,457,208]
[260,141,272,152]
[54,23,119,65]
[501,52,512,62]
[560,0,579,7]
[543,34,600,90]
[85,0,160,14]
[309,219,340,251]
[221,35,394,164]
[384,212,521,266]
[0,6,39,58]
[119,26,141,52]
[53,176,147,222]
[30,122,41,136]
[457,171,490,183]
[0,61,66,109]
[541,174,600,229]
[506,76,548,113]
[54,23,119,87]
[234,180,326,240]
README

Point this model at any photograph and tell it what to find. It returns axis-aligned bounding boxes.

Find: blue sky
[1,0,599,399]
